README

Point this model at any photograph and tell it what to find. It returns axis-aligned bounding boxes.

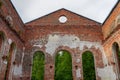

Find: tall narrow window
[112,42,120,79]
[117,15,120,24]
[0,34,3,50]
[82,51,96,80]
[5,43,16,80]
[31,51,45,80]
[55,50,73,80]
[0,32,5,50]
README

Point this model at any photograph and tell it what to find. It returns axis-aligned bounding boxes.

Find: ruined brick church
[0,0,120,80]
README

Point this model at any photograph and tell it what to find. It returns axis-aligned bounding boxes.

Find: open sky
[11,0,118,23]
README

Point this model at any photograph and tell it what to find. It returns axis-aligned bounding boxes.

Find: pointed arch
[82,51,96,80]
[5,42,16,80]
[112,42,120,79]
[31,51,45,80]
[55,50,73,80]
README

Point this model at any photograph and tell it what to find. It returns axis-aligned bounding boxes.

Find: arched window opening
[31,51,45,80]
[82,51,96,80]
[4,42,16,80]
[112,42,120,79]
[55,50,73,80]
[0,32,5,50]
[117,15,120,25]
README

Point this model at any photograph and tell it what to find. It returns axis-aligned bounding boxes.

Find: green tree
[31,51,45,80]
[55,50,73,80]
[82,51,96,80]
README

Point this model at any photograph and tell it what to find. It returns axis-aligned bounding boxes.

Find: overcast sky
[11,0,118,23]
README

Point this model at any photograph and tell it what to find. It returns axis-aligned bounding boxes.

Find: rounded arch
[112,42,119,54]
[54,50,73,80]
[32,51,45,59]
[31,51,45,80]
[53,47,74,60]
[81,50,95,56]
[54,49,73,58]
[30,48,47,59]
[82,51,96,80]
[112,42,120,79]
[81,49,96,64]
[4,42,16,80]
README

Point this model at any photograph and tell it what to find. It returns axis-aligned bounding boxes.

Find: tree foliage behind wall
[82,51,96,80]
[31,51,45,80]
[55,50,73,80]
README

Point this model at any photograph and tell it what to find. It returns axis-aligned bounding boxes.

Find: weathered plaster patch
[33,44,43,48]
[76,59,80,63]
[45,34,101,56]
[21,47,25,64]
[8,39,12,44]
[13,65,22,76]
[3,60,7,64]
[76,68,81,78]
[97,66,116,80]
[99,47,108,66]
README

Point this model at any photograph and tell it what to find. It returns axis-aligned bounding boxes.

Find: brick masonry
[0,0,120,80]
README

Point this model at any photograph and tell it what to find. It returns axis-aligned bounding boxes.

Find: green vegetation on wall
[55,50,73,80]
[82,51,96,80]
[31,51,45,80]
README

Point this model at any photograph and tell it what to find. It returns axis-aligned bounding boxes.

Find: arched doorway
[55,50,73,80]
[82,51,96,80]
[112,42,120,79]
[4,42,16,80]
[31,51,45,80]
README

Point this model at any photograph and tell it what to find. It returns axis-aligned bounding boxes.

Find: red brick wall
[0,1,120,80]
[21,9,104,80]
[102,2,120,39]
[0,13,24,80]
[0,0,25,37]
